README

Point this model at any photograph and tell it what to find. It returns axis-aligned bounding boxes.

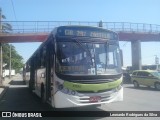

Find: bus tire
[133,81,139,88]
[41,83,45,103]
[154,82,160,90]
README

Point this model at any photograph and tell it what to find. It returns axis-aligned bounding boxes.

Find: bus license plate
[89,96,101,102]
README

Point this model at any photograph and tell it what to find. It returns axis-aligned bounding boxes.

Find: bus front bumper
[53,87,123,108]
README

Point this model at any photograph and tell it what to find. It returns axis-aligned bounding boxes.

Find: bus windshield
[56,40,121,75]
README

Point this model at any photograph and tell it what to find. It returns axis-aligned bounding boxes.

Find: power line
[10,0,19,29]
[11,0,17,21]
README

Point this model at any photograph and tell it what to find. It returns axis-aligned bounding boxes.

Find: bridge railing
[0,21,160,34]
[104,22,160,33]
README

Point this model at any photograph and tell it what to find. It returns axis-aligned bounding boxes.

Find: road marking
[9,85,27,88]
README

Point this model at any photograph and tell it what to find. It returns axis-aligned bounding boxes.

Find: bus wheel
[154,82,160,90]
[41,84,45,103]
[133,81,139,88]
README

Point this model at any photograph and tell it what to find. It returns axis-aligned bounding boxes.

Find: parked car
[131,70,160,90]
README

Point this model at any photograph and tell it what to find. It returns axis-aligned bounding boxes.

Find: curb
[0,86,9,100]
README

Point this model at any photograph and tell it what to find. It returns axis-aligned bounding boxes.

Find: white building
[2,69,15,77]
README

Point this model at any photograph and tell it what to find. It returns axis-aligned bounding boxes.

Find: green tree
[0,8,23,73]
[3,43,24,73]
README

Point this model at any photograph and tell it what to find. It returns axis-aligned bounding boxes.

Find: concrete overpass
[1,21,160,71]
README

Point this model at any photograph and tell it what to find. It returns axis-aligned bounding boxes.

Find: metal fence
[1,21,160,34]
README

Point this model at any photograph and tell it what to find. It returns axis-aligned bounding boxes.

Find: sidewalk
[0,75,19,99]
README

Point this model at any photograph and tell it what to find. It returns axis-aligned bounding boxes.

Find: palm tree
[0,8,13,86]
[2,23,12,33]
[0,8,12,33]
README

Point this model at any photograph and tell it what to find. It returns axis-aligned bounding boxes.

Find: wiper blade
[73,38,94,66]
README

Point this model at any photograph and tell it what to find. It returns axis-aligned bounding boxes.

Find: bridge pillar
[131,40,142,70]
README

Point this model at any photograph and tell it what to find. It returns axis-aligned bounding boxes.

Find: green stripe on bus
[63,78,122,92]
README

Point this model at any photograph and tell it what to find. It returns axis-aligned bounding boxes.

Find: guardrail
[0,21,160,34]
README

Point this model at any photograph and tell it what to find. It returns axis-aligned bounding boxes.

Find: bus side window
[40,46,46,67]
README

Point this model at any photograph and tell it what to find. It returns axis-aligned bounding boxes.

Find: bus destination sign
[57,27,117,39]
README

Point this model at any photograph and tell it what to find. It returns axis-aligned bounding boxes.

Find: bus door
[50,53,54,104]
[46,42,54,104]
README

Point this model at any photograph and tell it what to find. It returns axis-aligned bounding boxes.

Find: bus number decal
[65,30,74,36]
[90,32,108,38]
[73,84,81,88]
[76,31,86,36]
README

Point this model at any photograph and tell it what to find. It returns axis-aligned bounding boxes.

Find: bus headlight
[62,88,76,95]
[71,90,76,95]
[116,85,122,91]
[56,81,64,91]
[56,81,76,95]
[58,84,63,90]
[63,88,69,94]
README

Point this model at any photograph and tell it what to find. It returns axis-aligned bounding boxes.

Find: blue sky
[1,0,160,66]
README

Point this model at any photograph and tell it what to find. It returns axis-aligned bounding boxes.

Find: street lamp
[0,9,2,86]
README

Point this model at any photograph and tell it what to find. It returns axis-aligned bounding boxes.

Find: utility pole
[9,44,11,78]
[0,43,2,86]
[0,8,3,86]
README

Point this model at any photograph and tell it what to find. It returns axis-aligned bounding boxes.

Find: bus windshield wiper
[73,38,94,66]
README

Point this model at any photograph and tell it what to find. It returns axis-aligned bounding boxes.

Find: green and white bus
[23,26,123,108]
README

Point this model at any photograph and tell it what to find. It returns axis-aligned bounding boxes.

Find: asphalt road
[0,78,160,120]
